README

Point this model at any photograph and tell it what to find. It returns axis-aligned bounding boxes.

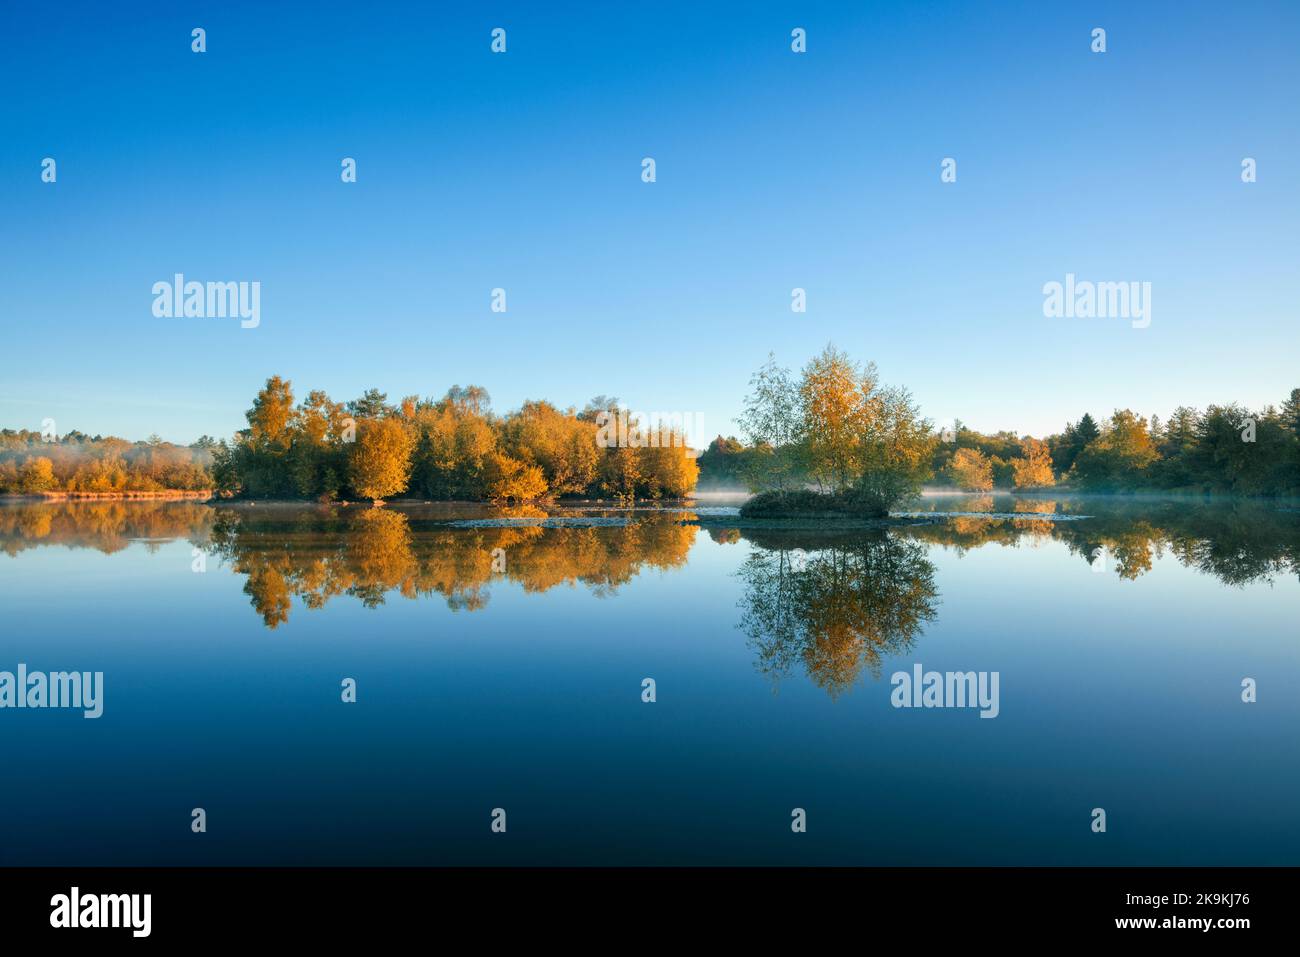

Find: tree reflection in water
[0,499,213,556]
[735,531,939,697]
[3,497,1298,646]
[204,504,699,628]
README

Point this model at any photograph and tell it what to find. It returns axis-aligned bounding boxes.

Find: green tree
[737,354,801,492]
[577,395,619,423]
[347,388,391,420]
[1071,410,1158,489]
[1075,413,1101,447]
[696,435,751,488]
[1152,406,1201,487]
[854,384,934,511]
[1280,389,1300,437]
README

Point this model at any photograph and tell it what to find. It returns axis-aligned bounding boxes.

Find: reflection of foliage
[0,500,214,556]
[737,532,939,698]
[348,508,417,606]
[203,505,698,628]
[905,495,1300,585]
[1012,497,1057,514]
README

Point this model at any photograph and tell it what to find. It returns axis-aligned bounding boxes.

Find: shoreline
[0,490,213,501]
[683,514,951,530]
[4,488,1298,507]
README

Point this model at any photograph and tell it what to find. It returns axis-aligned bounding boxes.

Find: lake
[1,494,1296,865]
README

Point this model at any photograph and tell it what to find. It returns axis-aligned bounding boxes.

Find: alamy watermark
[890,664,999,718]
[1042,273,1150,329]
[152,274,260,328]
[595,408,704,457]
[50,887,150,937]
[0,664,103,718]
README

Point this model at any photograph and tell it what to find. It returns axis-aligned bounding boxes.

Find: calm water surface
[1,494,1297,864]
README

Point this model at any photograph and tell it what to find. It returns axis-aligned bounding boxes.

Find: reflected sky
[0,496,1296,865]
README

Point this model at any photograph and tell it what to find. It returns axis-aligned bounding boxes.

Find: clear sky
[2,0,1297,444]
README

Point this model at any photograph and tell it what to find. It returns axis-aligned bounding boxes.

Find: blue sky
[2,0,1297,444]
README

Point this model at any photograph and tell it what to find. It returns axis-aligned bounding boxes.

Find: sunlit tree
[798,345,867,491]
[1012,438,1055,488]
[348,417,416,502]
[946,447,994,491]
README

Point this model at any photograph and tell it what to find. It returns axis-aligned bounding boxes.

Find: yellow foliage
[348,418,416,500]
[484,452,548,503]
[1012,438,1056,489]
[946,447,993,491]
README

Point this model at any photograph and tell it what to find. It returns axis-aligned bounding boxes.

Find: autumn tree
[946,447,994,491]
[348,417,416,502]
[498,400,598,496]
[246,376,296,450]
[599,446,642,500]
[798,345,867,491]
[483,451,547,503]
[410,388,498,499]
[289,389,350,499]
[229,376,299,497]
[636,434,701,498]
[1012,438,1055,488]
[19,456,56,493]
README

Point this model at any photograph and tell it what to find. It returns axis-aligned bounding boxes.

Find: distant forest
[0,430,213,494]
[700,388,1300,497]
[3,366,1298,500]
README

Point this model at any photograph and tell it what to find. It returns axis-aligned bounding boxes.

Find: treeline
[211,378,699,502]
[9,371,1296,503]
[928,398,1300,495]
[0,429,213,494]
[701,370,1300,497]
